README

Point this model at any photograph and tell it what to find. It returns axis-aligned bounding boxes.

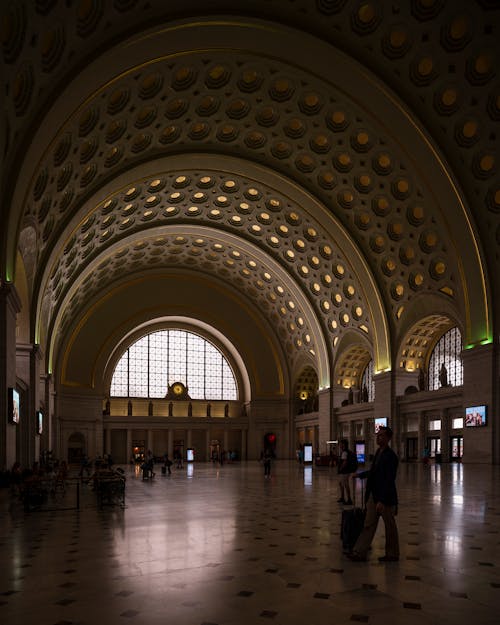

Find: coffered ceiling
[1,1,496,387]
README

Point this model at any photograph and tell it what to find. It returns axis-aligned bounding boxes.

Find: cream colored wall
[56,390,104,461]
[53,270,296,460]
[57,271,289,400]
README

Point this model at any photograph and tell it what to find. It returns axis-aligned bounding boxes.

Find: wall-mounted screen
[374,417,387,433]
[465,405,487,427]
[8,388,20,424]
[355,442,365,464]
[36,410,43,435]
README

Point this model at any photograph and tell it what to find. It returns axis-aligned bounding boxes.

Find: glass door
[427,437,441,458]
[450,436,463,461]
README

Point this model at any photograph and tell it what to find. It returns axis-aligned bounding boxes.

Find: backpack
[346,450,358,473]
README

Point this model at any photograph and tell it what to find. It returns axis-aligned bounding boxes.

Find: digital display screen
[303,444,313,463]
[36,410,43,434]
[355,442,365,464]
[8,388,20,424]
[465,405,487,427]
[374,417,387,433]
[186,448,194,462]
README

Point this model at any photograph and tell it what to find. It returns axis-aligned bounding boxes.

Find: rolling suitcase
[340,477,365,553]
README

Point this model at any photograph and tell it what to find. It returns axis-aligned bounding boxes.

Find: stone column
[126,428,132,463]
[30,345,42,464]
[363,417,371,459]
[147,429,153,455]
[374,371,396,450]
[241,428,247,460]
[105,427,111,455]
[167,428,174,458]
[300,426,306,444]
[418,411,426,461]
[348,420,355,450]
[223,429,229,453]
[0,283,21,469]
[398,412,406,461]
[187,429,193,448]
[16,343,41,467]
[205,429,211,460]
[317,388,332,455]
[440,408,450,462]
[461,344,495,463]
[40,373,53,454]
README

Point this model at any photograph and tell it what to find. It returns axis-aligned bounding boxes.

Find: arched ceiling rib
[2,4,495,382]
[26,48,464,334]
[49,225,332,386]
[39,159,390,385]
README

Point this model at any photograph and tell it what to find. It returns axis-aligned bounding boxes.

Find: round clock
[172,383,184,396]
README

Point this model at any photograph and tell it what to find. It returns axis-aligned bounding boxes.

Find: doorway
[209,440,220,463]
[132,440,145,463]
[450,435,463,461]
[427,436,441,458]
[406,437,418,461]
[174,439,185,464]
[67,432,86,464]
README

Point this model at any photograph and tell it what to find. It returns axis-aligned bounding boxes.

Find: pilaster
[0,283,21,469]
[461,344,495,463]
[317,388,332,455]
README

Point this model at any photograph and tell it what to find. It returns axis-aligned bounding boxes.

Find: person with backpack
[337,439,357,504]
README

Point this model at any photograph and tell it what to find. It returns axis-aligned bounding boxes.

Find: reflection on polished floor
[1,460,499,625]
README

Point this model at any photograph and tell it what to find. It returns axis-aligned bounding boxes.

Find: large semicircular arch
[49,223,330,387]
[101,315,253,403]
[11,17,489,369]
[38,154,391,384]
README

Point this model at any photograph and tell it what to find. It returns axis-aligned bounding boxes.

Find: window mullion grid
[112,329,238,400]
[221,354,224,399]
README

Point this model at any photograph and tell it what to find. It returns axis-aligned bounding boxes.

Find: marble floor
[1,460,499,625]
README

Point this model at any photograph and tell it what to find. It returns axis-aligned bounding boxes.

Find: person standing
[337,439,354,505]
[145,449,155,478]
[347,426,399,562]
[263,448,273,478]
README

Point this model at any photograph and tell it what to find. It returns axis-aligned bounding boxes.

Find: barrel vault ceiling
[1,1,497,388]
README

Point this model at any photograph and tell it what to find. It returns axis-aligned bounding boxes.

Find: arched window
[428,327,463,390]
[110,330,238,400]
[361,359,375,402]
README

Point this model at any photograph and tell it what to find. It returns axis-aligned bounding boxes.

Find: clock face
[172,383,184,396]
